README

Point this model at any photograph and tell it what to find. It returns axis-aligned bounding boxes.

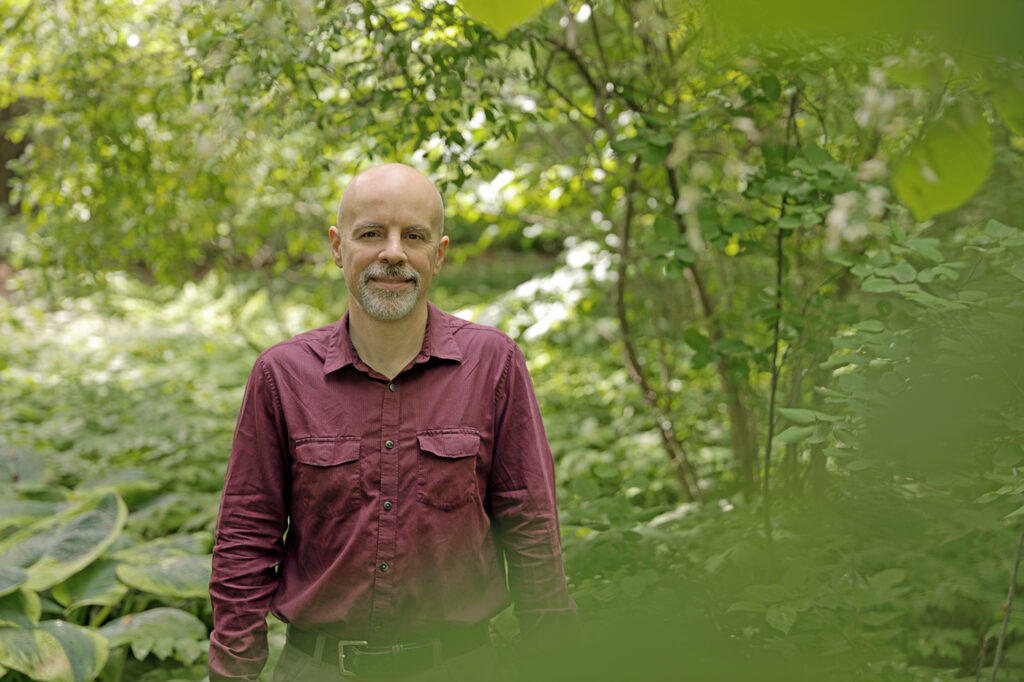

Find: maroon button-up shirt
[209,303,573,680]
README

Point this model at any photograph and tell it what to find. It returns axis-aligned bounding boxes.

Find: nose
[378,231,406,264]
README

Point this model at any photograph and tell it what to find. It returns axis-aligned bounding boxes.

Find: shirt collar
[323,302,462,374]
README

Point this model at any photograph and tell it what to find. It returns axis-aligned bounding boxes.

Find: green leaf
[803,143,833,167]
[905,238,944,262]
[862,278,896,293]
[991,78,1024,136]
[985,219,1020,239]
[724,216,756,234]
[777,215,803,229]
[892,261,917,283]
[859,611,902,626]
[0,589,42,629]
[765,604,797,634]
[0,620,108,682]
[683,328,711,352]
[726,600,766,614]
[620,575,649,597]
[777,408,817,424]
[775,426,815,444]
[78,468,160,500]
[0,448,47,486]
[653,215,676,241]
[98,608,206,661]
[0,501,64,534]
[458,0,557,36]
[116,556,211,600]
[110,533,213,564]
[642,142,669,165]
[760,75,781,101]
[51,560,128,612]
[0,566,28,598]
[569,478,601,501]
[853,320,885,333]
[713,338,750,354]
[0,493,127,591]
[892,99,993,220]
[868,568,907,591]
[131,636,154,661]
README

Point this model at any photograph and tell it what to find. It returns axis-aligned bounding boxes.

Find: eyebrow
[353,223,432,234]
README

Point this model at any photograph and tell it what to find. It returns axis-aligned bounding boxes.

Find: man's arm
[209,357,289,681]
[487,343,577,643]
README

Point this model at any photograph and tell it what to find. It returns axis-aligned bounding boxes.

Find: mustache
[361,264,421,285]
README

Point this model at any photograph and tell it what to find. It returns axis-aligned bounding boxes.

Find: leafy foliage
[1,0,1023,681]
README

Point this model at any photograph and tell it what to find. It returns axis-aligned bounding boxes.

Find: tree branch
[615,158,701,500]
[762,92,800,536]
[990,520,1024,681]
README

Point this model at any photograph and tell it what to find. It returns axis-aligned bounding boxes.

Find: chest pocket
[290,436,361,521]
[416,429,480,511]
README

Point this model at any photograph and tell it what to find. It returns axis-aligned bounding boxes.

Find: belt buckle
[337,639,368,677]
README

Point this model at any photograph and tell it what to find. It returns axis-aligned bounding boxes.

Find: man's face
[329,166,448,322]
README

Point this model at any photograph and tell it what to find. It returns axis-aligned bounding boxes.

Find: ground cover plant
[2,0,1023,680]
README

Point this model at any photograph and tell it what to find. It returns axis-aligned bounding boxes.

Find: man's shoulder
[256,321,338,369]
[438,309,518,357]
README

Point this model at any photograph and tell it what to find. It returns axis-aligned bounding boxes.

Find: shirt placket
[369,378,401,632]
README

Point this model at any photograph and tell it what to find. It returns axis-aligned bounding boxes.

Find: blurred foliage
[2,0,1024,681]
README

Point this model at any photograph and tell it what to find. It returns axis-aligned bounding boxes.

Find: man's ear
[433,235,449,275]
[329,225,343,268]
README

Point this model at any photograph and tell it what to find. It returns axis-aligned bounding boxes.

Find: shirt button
[383,501,393,511]
[379,561,389,572]
[388,382,396,392]
[385,440,395,450]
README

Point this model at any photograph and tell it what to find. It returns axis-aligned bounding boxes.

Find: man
[209,163,575,681]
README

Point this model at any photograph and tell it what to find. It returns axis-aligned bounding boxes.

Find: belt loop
[430,636,442,666]
[313,633,326,662]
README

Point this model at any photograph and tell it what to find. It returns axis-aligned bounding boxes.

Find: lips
[370,278,413,290]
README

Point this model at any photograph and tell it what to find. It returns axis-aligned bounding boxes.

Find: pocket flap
[417,431,480,459]
[293,438,360,466]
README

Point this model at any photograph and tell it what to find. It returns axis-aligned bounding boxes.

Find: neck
[347,301,429,380]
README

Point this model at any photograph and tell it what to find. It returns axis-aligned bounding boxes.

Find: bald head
[337,163,445,236]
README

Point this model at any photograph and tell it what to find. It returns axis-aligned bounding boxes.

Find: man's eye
[360,231,378,238]
[406,233,424,240]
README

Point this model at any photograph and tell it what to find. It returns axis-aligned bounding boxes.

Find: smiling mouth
[370,278,414,290]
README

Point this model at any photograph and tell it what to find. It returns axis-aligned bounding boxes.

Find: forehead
[340,168,442,232]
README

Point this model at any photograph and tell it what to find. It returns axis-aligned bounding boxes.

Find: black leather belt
[285,623,488,678]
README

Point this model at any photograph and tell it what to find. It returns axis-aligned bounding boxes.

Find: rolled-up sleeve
[209,357,289,681]
[488,344,577,639]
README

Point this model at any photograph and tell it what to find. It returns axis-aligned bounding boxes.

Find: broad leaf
[991,78,1024,137]
[777,408,816,424]
[868,568,907,591]
[0,501,64,534]
[0,493,127,591]
[892,99,993,221]
[458,0,556,36]
[774,426,815,444]
[116,555,211,600]
[766,604,797,635]
[0,447,46,485]
[0,620,108,682]
[0,566,28,598]
[98,607,207,663]
[0,589,42,628]
[51,560,128,612]
[111,532,214,564]
[77,469,160,501]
